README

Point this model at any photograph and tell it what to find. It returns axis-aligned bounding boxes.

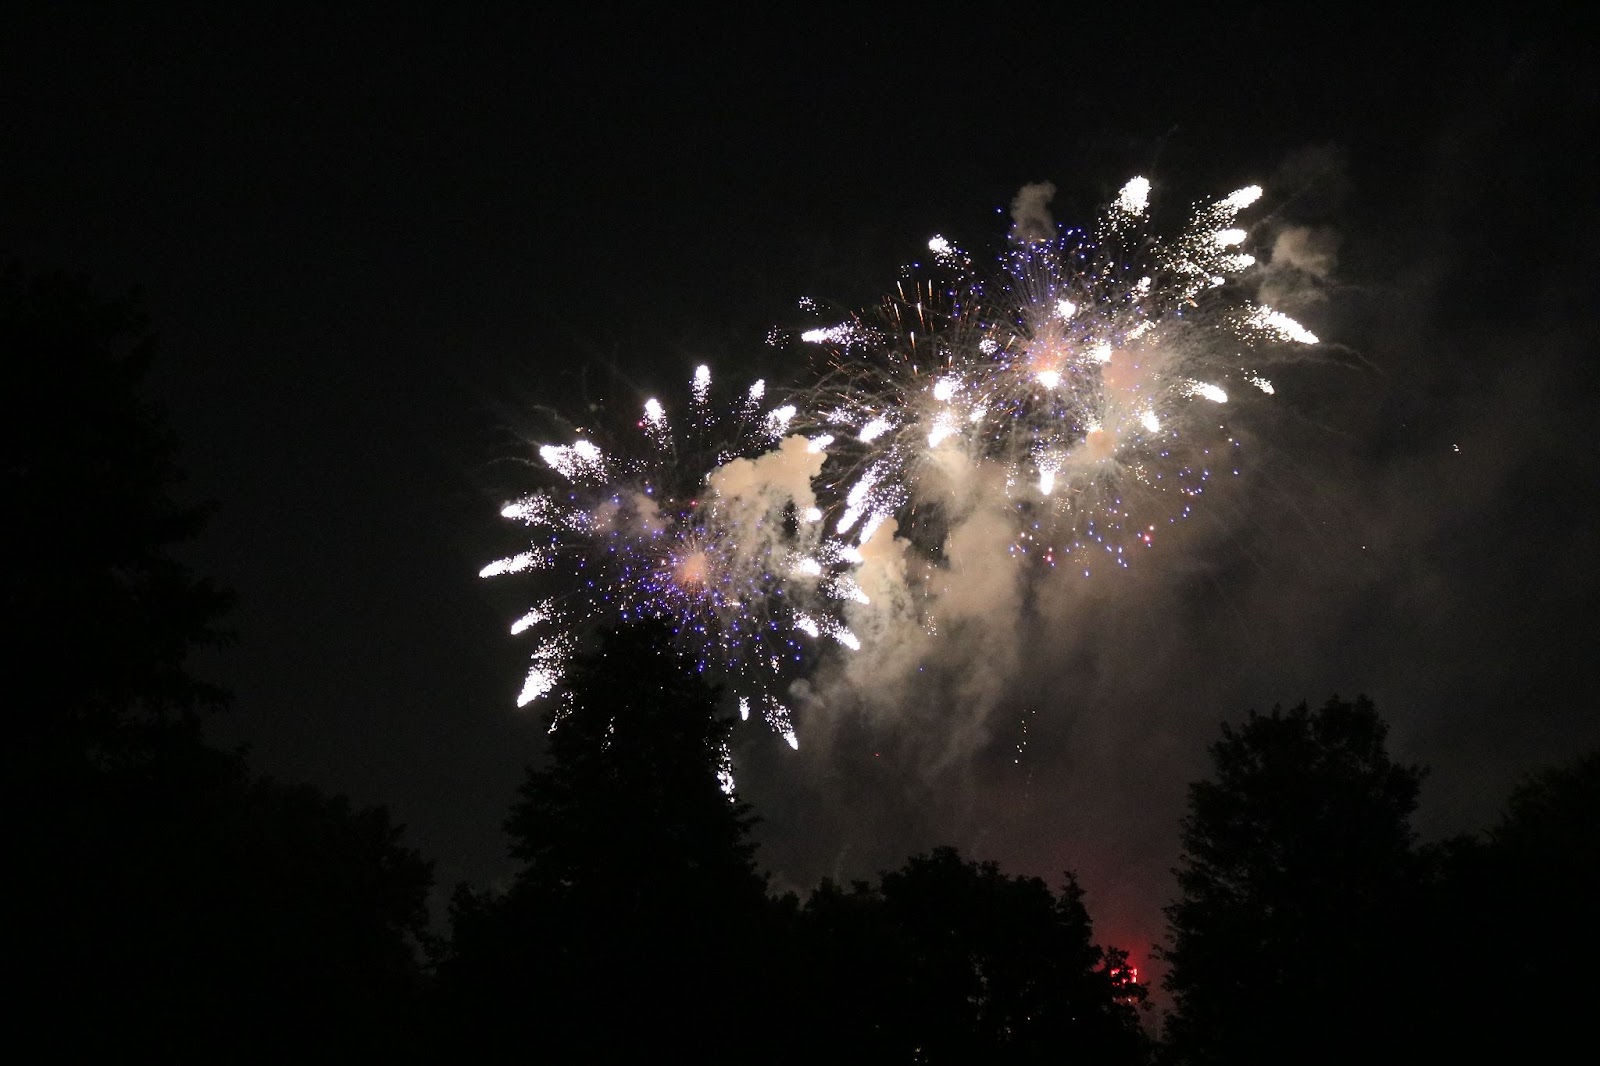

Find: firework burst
[485,175,1323,749]
[481,366,861,747]
[793,177,1318,579]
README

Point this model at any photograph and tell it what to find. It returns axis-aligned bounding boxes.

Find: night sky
[6,9,1596,984]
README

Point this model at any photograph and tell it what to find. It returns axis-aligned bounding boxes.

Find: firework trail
[480,366,864,749]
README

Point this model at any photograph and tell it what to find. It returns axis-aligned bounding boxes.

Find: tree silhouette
[1160,695,1426,1065]
[4,268,434,1061]
[50,744,436,1061]
[783,847,1150,1064]
[1421,748,1600,1058]
[2,265,232,764]
[1482,748,1600,943]
[440,619,771,1059]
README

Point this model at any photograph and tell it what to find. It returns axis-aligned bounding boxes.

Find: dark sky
[6,8,1597,985]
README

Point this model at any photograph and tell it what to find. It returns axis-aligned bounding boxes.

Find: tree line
[7,270,1594,1062]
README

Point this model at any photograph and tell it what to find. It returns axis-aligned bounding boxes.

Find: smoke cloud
[1260,225,1340,313]
[1009,181,1057,243]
